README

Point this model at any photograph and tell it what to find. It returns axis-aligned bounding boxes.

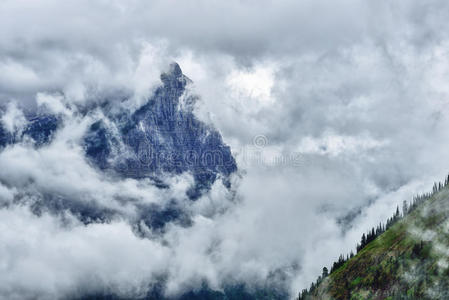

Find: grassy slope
[308,188,449,300]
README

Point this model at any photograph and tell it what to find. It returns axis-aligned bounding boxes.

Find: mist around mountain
[298,177,449,300]
[2,62,449,300]
[4,2,449,298]
[0,64,272,299]
[0,63,236,229]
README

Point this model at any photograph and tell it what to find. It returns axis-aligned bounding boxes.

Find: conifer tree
[322,267,329,278]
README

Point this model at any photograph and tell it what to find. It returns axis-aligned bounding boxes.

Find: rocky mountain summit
[0,63,237,229]
[84,63,236,199]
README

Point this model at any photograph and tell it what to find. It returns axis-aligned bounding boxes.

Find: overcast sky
[2,0,449,299]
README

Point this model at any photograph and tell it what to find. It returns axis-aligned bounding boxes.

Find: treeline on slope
[297,174,449,300]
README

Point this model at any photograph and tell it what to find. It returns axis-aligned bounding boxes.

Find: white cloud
[2,0,449,298]
[0,206,169,300]
[226,64,276,106]
[36,93,71,116]
[1,102,26,133]
[297,132,388,157]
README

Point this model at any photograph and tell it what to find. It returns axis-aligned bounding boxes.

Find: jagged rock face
[84,63,237,198]
[0,63,237,229]
[0,115,60,148]
[23,115,60,146]
[0,63,236,198]
[0,123,10,147]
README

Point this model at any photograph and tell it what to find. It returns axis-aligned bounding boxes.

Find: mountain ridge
[0,62,237,231]
[299,177,449,300]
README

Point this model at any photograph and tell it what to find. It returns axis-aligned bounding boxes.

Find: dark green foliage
[298,174,449,300]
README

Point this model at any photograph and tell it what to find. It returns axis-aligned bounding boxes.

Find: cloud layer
[2,0,449,299]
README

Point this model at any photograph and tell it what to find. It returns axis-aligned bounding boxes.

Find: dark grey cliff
[84,63,237,199]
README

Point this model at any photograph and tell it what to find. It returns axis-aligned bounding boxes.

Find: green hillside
[299,178,449,300]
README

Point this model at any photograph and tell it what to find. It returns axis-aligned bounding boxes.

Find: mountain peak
[168,62,182,77]
[160,62,189,87]
[85,62,237,201]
